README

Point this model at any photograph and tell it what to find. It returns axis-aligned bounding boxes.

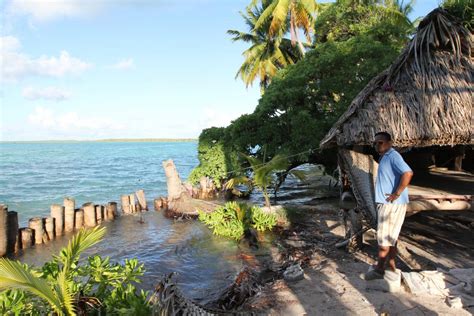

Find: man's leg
[376,246,390,272]
[387,244,397,272]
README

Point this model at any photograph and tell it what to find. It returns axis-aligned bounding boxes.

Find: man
[364,131,413,280]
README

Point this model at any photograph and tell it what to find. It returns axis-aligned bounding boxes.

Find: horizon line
[0,138,198,143]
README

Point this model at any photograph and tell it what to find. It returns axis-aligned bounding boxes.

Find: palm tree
[0,227,106,315]
[228,1,303,92]
[248,0,319,55]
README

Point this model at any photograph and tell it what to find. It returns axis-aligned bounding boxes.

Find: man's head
[373,132,392,154]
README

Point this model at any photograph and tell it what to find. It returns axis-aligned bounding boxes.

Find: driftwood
[162,159,219,217]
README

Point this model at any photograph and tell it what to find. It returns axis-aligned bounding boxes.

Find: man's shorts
[376,203,407,246]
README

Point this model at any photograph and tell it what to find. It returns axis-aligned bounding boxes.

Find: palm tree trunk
[263,189,271,208]
[293,24,306,56]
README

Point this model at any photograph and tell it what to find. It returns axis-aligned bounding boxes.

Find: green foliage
[0,227,150,315]
[188,127,240,189]
[251,206,277,231]
[244,153,290,207]
[192,0,412,188]
[198,202,277,240]
[314,0,414,44]
[442,0,473,30]
[228,0,304,91]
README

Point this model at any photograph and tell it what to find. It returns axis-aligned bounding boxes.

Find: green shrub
[198,202,277,240]
[0,227,150,315]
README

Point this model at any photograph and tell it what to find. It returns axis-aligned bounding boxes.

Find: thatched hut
[319,8,473,239]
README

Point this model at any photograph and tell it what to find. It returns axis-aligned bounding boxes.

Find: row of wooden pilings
[0,189,169,257]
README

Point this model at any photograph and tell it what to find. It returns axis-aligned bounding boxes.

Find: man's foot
[362,268,384,281]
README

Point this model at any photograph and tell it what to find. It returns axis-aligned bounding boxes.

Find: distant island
[0,138,197,143]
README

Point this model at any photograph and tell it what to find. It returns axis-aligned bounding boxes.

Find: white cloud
[27,106,124,138]
[8,0,104,22]
[110,58,135,70]
[22,86,72,101]
[0,36,92,82]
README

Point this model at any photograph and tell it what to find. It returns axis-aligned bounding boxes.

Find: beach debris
[283,263,304,282]
[447,297,463,308]
[207,267,261,311]
[365,268,401,293]
[150,272,216,315]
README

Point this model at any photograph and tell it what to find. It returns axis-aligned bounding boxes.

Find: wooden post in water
[28,217,44,245]
[106,202,117,220]
[136,190,147,211]
[129,194,137,213]
[154,198,162,211]
[64,198,75,232]
[44,217,55,241]
[83,203,96,227]
[161,197,168,210]
[121,195,131,214]
[75,209,84,229]
[7,211,19,254]
[20,228,33,249]
[51,204,64,236]
[95,205,103,224]
[0,204,8,256]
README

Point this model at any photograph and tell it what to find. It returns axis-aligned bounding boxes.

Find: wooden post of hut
[454,145,465,171]
[28,217,44,245]
[106,202,117,220]
[20,228,33,249]
[121,195,131,214]
[83,203,96,228]
[75,209,84,229]
[44,217,55,241]
[7,211,19,254]
[51,204,64,236]
[136,190,147,211]
[95,205,103,224]
[64,198,75,233]
[0,204,8,256]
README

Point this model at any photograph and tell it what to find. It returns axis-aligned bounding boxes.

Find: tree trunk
[162,159,219,217]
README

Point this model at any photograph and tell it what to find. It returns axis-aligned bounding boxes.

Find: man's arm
[386,171,414,202]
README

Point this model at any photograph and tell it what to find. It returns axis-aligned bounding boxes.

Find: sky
[0,0,441,141]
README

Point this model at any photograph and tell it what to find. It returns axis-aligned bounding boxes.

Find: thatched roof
[320,8,473,149]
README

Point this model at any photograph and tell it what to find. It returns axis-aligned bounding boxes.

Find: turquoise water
[0,142,198,225]
[0,141,250,301]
